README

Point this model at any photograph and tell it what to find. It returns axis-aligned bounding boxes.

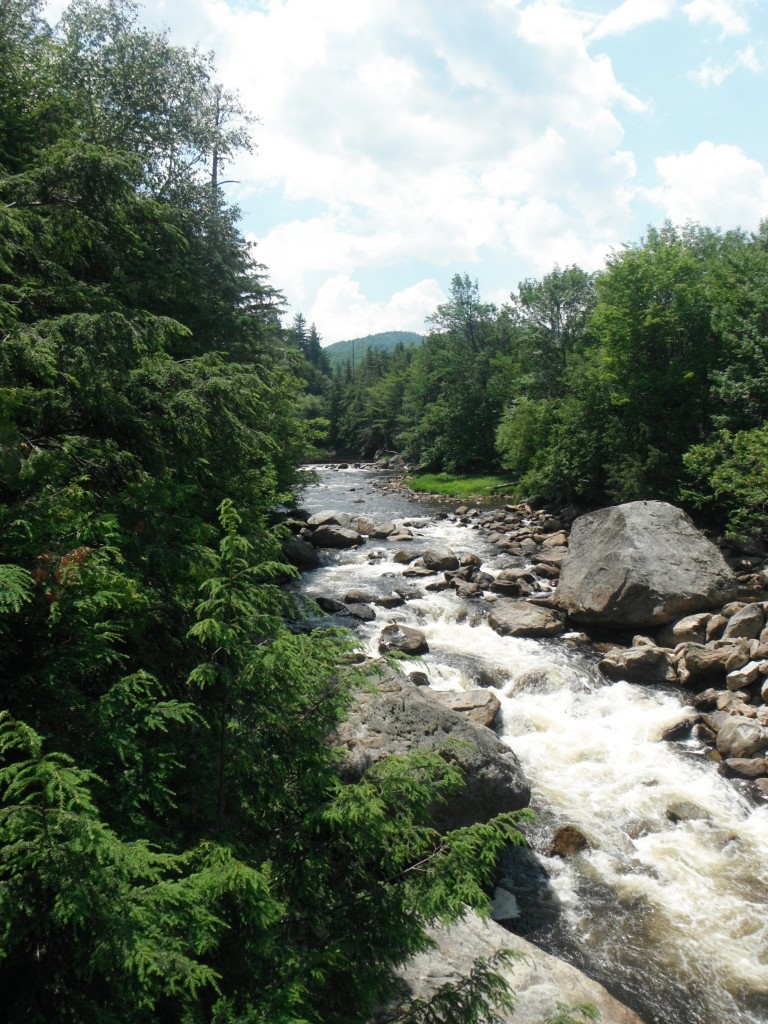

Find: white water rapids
[294,466,768,1024]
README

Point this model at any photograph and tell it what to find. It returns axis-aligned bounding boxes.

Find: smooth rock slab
[554,500,738,628]
[369,910,646,1024]
[488,600,566,638]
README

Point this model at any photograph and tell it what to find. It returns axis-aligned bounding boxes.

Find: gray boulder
[599,645,678,685]
[369,910,647,1024]
[554,501,738,628]
[422,545,460,571]
[307,510,352,528]
[378,623,429,655]
[716,716,768,758]
[333,673,530,831]
[488,600,566,638]
[310,525,364,549]
[281,536,321,570]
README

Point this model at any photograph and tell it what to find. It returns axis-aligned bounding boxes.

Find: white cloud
[644,141,768,228]
[308,276,446,344]
[690,43,762,86]
[682,0,751,37]
[590,0,675,41]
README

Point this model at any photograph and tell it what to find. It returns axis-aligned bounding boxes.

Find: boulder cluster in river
[285,490,768,808]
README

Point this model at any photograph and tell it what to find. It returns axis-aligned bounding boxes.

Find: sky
[44,0,768,344]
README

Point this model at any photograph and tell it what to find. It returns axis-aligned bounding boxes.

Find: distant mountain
[323,331,424,369]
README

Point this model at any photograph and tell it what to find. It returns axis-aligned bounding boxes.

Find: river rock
[722,757,768,778]
[428,688,501,728]
[722,602,765,640]
[488,600,566,638]
[725,660,763,691]
[378,623,429,655]
[599,645,678,685]
[307,510,352,528]
[547,824,590,857]
[422,545,460,571]
[369,910,647,1024]
[715,716,768,758]
[311,525,365,548]
[281,536,322,570]
[554,501,738,628]
[345,602,376,622]
[676,641,750,685]
[334,673,530,831]
[655,612,711,647]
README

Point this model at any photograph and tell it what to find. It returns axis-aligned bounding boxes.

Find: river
[294,464,768,1024]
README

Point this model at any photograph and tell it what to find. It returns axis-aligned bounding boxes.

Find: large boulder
[599,645,678,685]
[554,501,738,628]
[422,545,460,572]
[310,525,365,549]
[369,910,647,1024]
[333,672,530,831]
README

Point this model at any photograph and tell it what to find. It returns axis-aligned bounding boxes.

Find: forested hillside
[324,331,424,370]
[0,3,528,1021]
[314,246,768,541]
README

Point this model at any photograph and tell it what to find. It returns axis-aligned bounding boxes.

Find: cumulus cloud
[308,276,446,344]
[643,141,768,229]
[682,0,751,37]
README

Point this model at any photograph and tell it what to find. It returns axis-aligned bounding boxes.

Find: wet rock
[454,580,482,598]
[378,623,429,656]
[599,645,678,685]
[407,670,430,687]
[372,521,397,538]
[721,757,768,778]
[488,600,567,639]
[547,824,589,857]
[344,589,376,604]
[374,593,406,609]
[314,596,347,614]
[429,688,501,728]
[310,525,365,548]
[554,501,738,628]
[350,516,377,536]
[345,602,376,622]
[422,545,460,571]
[490,568,537,596]
[495,844,561,935]
[389,529,414,542]
[282,536,322,570]
[391,549,415,564]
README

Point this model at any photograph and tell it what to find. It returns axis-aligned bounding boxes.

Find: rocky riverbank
[285,467,768,1023]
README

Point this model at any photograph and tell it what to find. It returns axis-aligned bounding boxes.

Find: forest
[2,0,767,1022]
[318,240,768,542]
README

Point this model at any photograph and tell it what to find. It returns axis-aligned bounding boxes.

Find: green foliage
[545,1003,601,1024]
[682,425,768,539]
[406,473,518,499]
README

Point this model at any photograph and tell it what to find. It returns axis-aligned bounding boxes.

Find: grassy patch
[406,472,519,500]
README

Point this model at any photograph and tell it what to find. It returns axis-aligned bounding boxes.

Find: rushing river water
[294,465,768,1024]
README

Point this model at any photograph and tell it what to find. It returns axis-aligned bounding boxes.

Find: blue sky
[45,0,768,343]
